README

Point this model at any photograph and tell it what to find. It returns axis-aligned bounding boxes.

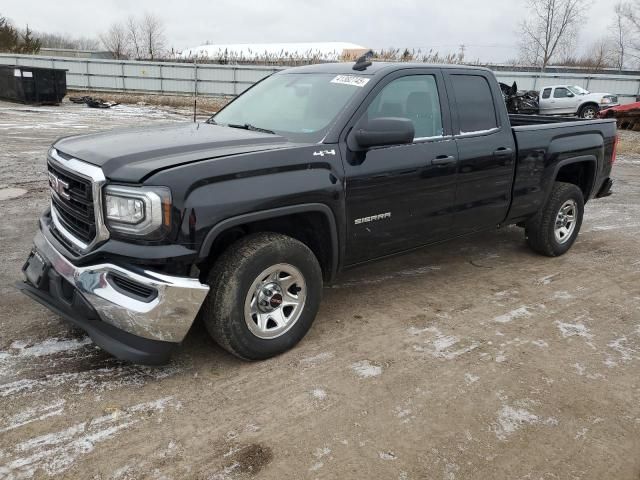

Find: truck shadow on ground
[178,224,531,365]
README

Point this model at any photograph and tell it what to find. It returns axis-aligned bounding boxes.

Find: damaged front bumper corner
[17,230,210,364]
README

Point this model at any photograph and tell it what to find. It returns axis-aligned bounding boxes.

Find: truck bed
[506,115,617,223]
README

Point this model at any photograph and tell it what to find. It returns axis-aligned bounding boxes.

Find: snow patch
[494,406,539,440]
[464,373,480,385]
[378,451,397,460]
[310,388,327,400]
[409,326,479,359]
[0,397,178,478]
[553,291,574,300]
[0,400,65,434]
[0,364,182,398]
[351,360,382,378]
[314,447,331,459]
[604,336,637,367]
[8,338,92,358]
[0,337,93,377]
[494,306,532,323]
[536,274,558,286]
[555,321,593,339]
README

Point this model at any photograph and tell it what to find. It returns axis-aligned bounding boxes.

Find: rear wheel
[202,232,323,360]
[525,182,584,257]
[578,104,599,119]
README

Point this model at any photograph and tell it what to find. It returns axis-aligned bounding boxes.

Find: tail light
[611,135,618,164]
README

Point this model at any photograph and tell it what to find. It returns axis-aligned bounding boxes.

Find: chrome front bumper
[32,230,210,343]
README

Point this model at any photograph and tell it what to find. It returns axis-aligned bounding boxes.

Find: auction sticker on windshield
[331,75,370,87]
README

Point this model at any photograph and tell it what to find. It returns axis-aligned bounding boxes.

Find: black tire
[202,232,323,360]
[525,182,584,257]
[578,104,599,119]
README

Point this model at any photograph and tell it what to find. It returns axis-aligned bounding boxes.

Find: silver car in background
[538,85,619,119]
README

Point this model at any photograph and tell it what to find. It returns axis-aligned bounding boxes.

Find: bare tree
[610,3,628,70]
[519,0,590,68]
[126,16,141,59]
[620,1,640,65]
[141,13,165,59]
[100,22,128,59]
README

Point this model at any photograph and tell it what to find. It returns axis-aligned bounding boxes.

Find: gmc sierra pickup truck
[19,59,617,365]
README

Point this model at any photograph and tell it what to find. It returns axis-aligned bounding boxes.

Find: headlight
[104,185,171,238]
[600,97,613,104]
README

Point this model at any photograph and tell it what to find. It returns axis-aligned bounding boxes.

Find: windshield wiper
[227,123,276,135]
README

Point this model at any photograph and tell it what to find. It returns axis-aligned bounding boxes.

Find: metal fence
[0,54,282,97]
[1,53,639,103]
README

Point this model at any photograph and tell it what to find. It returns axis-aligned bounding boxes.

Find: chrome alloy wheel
[244,263,307,339]
[554,199,578,244]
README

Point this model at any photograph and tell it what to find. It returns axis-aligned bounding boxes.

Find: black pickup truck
[19,59,617,364]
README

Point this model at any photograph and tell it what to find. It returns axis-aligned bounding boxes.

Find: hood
[582,92,617,102]
[54,122,291,182]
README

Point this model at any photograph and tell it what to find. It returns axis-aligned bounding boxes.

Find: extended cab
[19,60,617,364]
[538,85,619,119]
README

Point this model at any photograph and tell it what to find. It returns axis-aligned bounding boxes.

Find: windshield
[568,85,589,95]
[211,73,367,142]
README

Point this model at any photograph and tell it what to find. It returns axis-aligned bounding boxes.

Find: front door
[342,71,459,264]
[549,86,578,115]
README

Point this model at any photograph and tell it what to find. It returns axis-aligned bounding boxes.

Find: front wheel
[578,104,599,119]
[201,232,323,360]
[525,182,585,257]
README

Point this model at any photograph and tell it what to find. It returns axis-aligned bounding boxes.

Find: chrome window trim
[49,149,109,253]
[454,127,501,138]
[414,134,452,143]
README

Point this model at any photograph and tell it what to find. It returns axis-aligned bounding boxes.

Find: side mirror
[566,92,575,97]
[353,117,415,149]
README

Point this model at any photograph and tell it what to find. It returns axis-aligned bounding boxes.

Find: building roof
[181,42,368,60]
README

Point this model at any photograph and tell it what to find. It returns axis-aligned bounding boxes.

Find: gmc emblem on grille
[49,172,71,200]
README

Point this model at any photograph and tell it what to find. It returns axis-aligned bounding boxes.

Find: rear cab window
[542,88,552,99]
[449,74,498,134]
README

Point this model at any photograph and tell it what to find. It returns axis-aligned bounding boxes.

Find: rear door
[444,70,516,235]
[341,68,459,264]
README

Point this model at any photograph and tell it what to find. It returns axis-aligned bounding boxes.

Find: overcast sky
[3,0,615,62]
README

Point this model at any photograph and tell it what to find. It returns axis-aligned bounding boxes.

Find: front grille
[48,159,96,244]
[108,273,157,301]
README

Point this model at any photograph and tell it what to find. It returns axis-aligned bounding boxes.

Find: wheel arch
[197,203,340,282]
[577,101,600,116]
[549,156,598,202]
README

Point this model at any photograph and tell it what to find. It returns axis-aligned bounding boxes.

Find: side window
[542,88,552,99]
[365,75,443,139]
[450,75,498,133]
[554,87,570,98]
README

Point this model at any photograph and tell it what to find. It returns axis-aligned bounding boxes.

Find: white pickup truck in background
[538,85,619,119]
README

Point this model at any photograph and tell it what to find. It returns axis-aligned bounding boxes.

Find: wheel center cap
[257,282,283,312]
[269,293,283,308]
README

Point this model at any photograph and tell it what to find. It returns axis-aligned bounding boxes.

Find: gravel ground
[0,101,639,480]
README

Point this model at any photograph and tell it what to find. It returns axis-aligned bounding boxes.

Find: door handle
[493,147,513,158]
[432,155,456,166]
